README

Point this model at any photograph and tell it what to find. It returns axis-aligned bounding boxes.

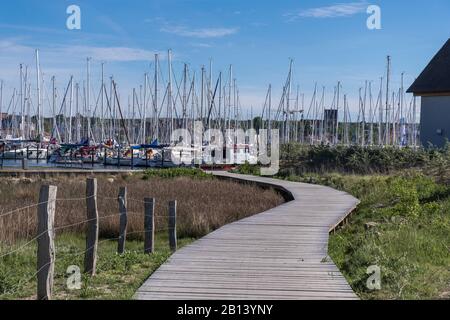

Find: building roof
[407,39,450,95]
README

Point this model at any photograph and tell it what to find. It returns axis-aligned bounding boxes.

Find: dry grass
[0,173,284,245]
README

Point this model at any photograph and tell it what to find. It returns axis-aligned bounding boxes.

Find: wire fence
[0,178,178,300]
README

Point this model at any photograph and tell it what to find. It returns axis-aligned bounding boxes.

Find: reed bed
[0,173,284,245]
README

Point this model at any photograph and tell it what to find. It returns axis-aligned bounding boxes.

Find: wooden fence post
[85,178,99,275]
[118,187,128,254]
[169,200,177,252]
[37,185,57,300]
[144,198,155,254]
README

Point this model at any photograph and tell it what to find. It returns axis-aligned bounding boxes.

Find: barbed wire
[0,190,176,257]
[0,230,48,259]
[0,194,174,221]
[0,201,48,219]
[0,195,96,220]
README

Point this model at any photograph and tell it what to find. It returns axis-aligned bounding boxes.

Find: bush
[280,143,450,175]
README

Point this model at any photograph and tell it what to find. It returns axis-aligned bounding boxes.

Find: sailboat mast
[35,49,42,138]
[228,65,232,131]
[68,76,74,143]
[143,73,148,144]
[51,76,56,141]
[168,49,173,143]
[335,81,340,145]
[183,64,188,131]
[385,55,391,146]
[268,84,272,140]
[154,53,159,142]
[86,58,91,143]
[101,62,105,142]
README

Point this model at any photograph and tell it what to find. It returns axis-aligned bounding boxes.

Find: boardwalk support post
[144,198,155,254]
[169,200,177,252]
[37,185,57,300]
[85,178,99,275]
[118,187,128,254]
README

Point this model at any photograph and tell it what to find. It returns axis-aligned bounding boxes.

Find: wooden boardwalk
[136,172,360,300]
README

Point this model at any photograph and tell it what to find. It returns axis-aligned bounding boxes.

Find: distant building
[407,39,450,148]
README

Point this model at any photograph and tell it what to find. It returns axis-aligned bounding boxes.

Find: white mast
[378,77,383,145]
[183,64,188,132]
[143,73,148,143]
[86,57,91,142]
[19,64,25,139]
[76,83,81,142]
[228,65,233,131]
[385,55,391,146]
[268,84,272,141]
[200,66,205,123]
[52,76,57,141]
[335,81,341,145]
[362,81,367,147]
[35,49,42,138]
[168,49,173,143]
[101,62,105,142]
[68,76,74,143]
[154,54,159,141]
[400,72,405,147]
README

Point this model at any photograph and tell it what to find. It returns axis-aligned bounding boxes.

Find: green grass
[0,233,194,300]
[142,168,212,180]
[283,172,450,300]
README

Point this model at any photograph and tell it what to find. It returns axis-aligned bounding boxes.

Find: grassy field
[237,145,450,299]
[0,169,284,300]
[285,172,450,300]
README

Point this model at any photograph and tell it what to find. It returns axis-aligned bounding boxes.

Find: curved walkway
[136,172,360,300]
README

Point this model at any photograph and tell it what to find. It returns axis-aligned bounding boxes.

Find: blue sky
[1,0,450,117]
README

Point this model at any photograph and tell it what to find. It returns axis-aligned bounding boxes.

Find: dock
[136,172,360,300]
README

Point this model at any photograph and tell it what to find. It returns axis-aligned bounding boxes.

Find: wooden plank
[136,172,360,300]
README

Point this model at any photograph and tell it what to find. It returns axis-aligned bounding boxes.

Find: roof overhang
[411,91,450,97]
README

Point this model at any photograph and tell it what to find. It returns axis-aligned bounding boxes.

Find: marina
[0,49,420,172]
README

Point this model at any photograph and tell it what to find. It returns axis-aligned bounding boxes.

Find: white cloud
[0,40,160,64]
[66,46,159,62]
[287,2,368,20]
[190,42,213,48]
[161,25,239,38]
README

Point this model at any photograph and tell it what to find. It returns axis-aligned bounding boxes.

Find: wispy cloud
[0,40,160,63]
[161,25,239,38]
[286,2,367,20]
[67,46,159,62]
[190,42,213,48]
